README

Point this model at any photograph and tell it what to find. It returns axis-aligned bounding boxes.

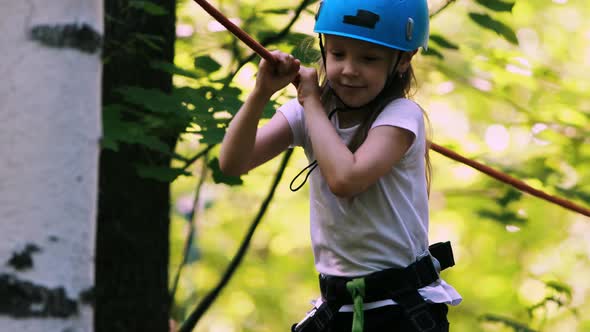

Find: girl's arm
[297,67,414,198]
[219,51,299,176]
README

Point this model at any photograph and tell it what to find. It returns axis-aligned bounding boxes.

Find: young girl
[219,0,461,331]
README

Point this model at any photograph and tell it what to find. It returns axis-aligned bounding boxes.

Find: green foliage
[194,55,222,74]
[137,165,191,182]
[474,0,516,13]
[207,158,243,186]
[480,314,538,332]
[429,34,460,50]
[150,60,202,80]
[129,0,168,16]
[102,104,172,153]
[468,13,518,45]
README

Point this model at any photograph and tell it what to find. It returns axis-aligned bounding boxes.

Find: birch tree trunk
[0,1,102,331]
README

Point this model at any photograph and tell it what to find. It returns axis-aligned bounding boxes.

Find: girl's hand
[296,66,321,107]
[255,50,300,98]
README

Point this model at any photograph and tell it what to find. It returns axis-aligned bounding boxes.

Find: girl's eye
[330,51,344,58]
[364,56,379,62]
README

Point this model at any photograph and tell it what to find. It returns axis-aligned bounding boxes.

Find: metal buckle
[407,302,436,332]
[293,301,334,332]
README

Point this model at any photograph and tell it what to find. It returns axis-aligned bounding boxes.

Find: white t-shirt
[278,97,461,305]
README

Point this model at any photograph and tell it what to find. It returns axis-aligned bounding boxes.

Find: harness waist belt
[292,241,455,332]
[320,241,454,305]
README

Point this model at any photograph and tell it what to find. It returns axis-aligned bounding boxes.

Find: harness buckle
[406,301,436,332]
[292,301,335,332]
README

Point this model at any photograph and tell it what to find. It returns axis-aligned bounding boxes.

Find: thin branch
[178,149,294,332]
[169,151,210,308]
[234,0,313,74]
[430,0,456,18]
[183,144,216,170]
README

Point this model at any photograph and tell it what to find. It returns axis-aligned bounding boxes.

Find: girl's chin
[338,96,372,108]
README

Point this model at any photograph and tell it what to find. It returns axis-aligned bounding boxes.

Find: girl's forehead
[325,35,392,53]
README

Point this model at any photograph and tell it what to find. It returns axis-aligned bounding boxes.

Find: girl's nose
[341,59,359,76]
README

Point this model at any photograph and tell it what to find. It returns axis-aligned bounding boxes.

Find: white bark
[0,0,102,331]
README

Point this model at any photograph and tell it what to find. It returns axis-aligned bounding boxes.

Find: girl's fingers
[272,52,298,76]
[298,66,317,82]
[293,73,301,87]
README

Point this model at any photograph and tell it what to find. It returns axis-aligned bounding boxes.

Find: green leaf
[136,165,190,182]
[101,104,126,151]
[497,188,523,207]
[151,61,202,80]
[100,136,119,151]
[261,8,292,15]
[199,127,227,145]
[194,56,222,74]
[129,1,168,16]
[262,100,279,119]
[189,85,244,118]
[292,47,321,66]
[207,158,243,186]
[117,86,184,114]
[479,314,537,332]
[469,13,518,45]
[429,34,459,50]
[556,187,590,205]
[257,30,278,43]
[545,280,573,300]
[289,32,321,65]
[133,33,164,51]
[478,209,526,225]
[102,103,175,153]
[474,0,515,12]
[421,47,444,59]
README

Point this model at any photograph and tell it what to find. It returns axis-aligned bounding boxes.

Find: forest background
[101,0,590,331]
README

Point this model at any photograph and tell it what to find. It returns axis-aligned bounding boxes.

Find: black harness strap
[292,241,455,332]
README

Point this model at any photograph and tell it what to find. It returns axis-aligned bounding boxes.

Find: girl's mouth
[339,83,364,89]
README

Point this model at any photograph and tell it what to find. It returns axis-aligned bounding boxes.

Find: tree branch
[178,149,294,332]
[430,0,457,18]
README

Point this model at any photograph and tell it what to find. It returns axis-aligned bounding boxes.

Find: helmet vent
[406,18,414,41]
[342,10,380,29]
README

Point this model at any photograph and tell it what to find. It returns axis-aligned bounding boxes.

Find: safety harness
[292,241,455,332]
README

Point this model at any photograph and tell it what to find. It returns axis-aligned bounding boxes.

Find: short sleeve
[276,98,306,147]
[371,98,425,160]
[371,98,424,138]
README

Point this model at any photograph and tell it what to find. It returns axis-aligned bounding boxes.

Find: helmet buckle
[406,18,414,41]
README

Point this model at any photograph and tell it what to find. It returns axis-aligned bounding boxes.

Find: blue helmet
[314,0,430,51]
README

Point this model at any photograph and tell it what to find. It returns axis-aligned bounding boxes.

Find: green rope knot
[346,277,366,332]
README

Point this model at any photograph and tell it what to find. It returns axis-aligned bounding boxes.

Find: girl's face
[324,35,398,108]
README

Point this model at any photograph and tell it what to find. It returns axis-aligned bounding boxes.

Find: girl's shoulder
[278,97,304,112]
[371,98,425,139]
[276,98,305,123]
[376,98,424,123]
[382,98,423,114]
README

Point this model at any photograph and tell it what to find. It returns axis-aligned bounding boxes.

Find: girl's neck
[336,109,366,129]
[326,90,374,129]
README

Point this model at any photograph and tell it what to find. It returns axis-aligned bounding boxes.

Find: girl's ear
[397,50,418,74]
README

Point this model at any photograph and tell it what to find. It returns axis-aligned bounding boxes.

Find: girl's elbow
[218,158,246,177]
[326,176,361,198]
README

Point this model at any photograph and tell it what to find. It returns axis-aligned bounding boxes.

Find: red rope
[194,0,590,218]
[194,0,276,63]
[431,143,590,217]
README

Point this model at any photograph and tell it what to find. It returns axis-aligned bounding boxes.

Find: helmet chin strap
[319,33,404,112]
